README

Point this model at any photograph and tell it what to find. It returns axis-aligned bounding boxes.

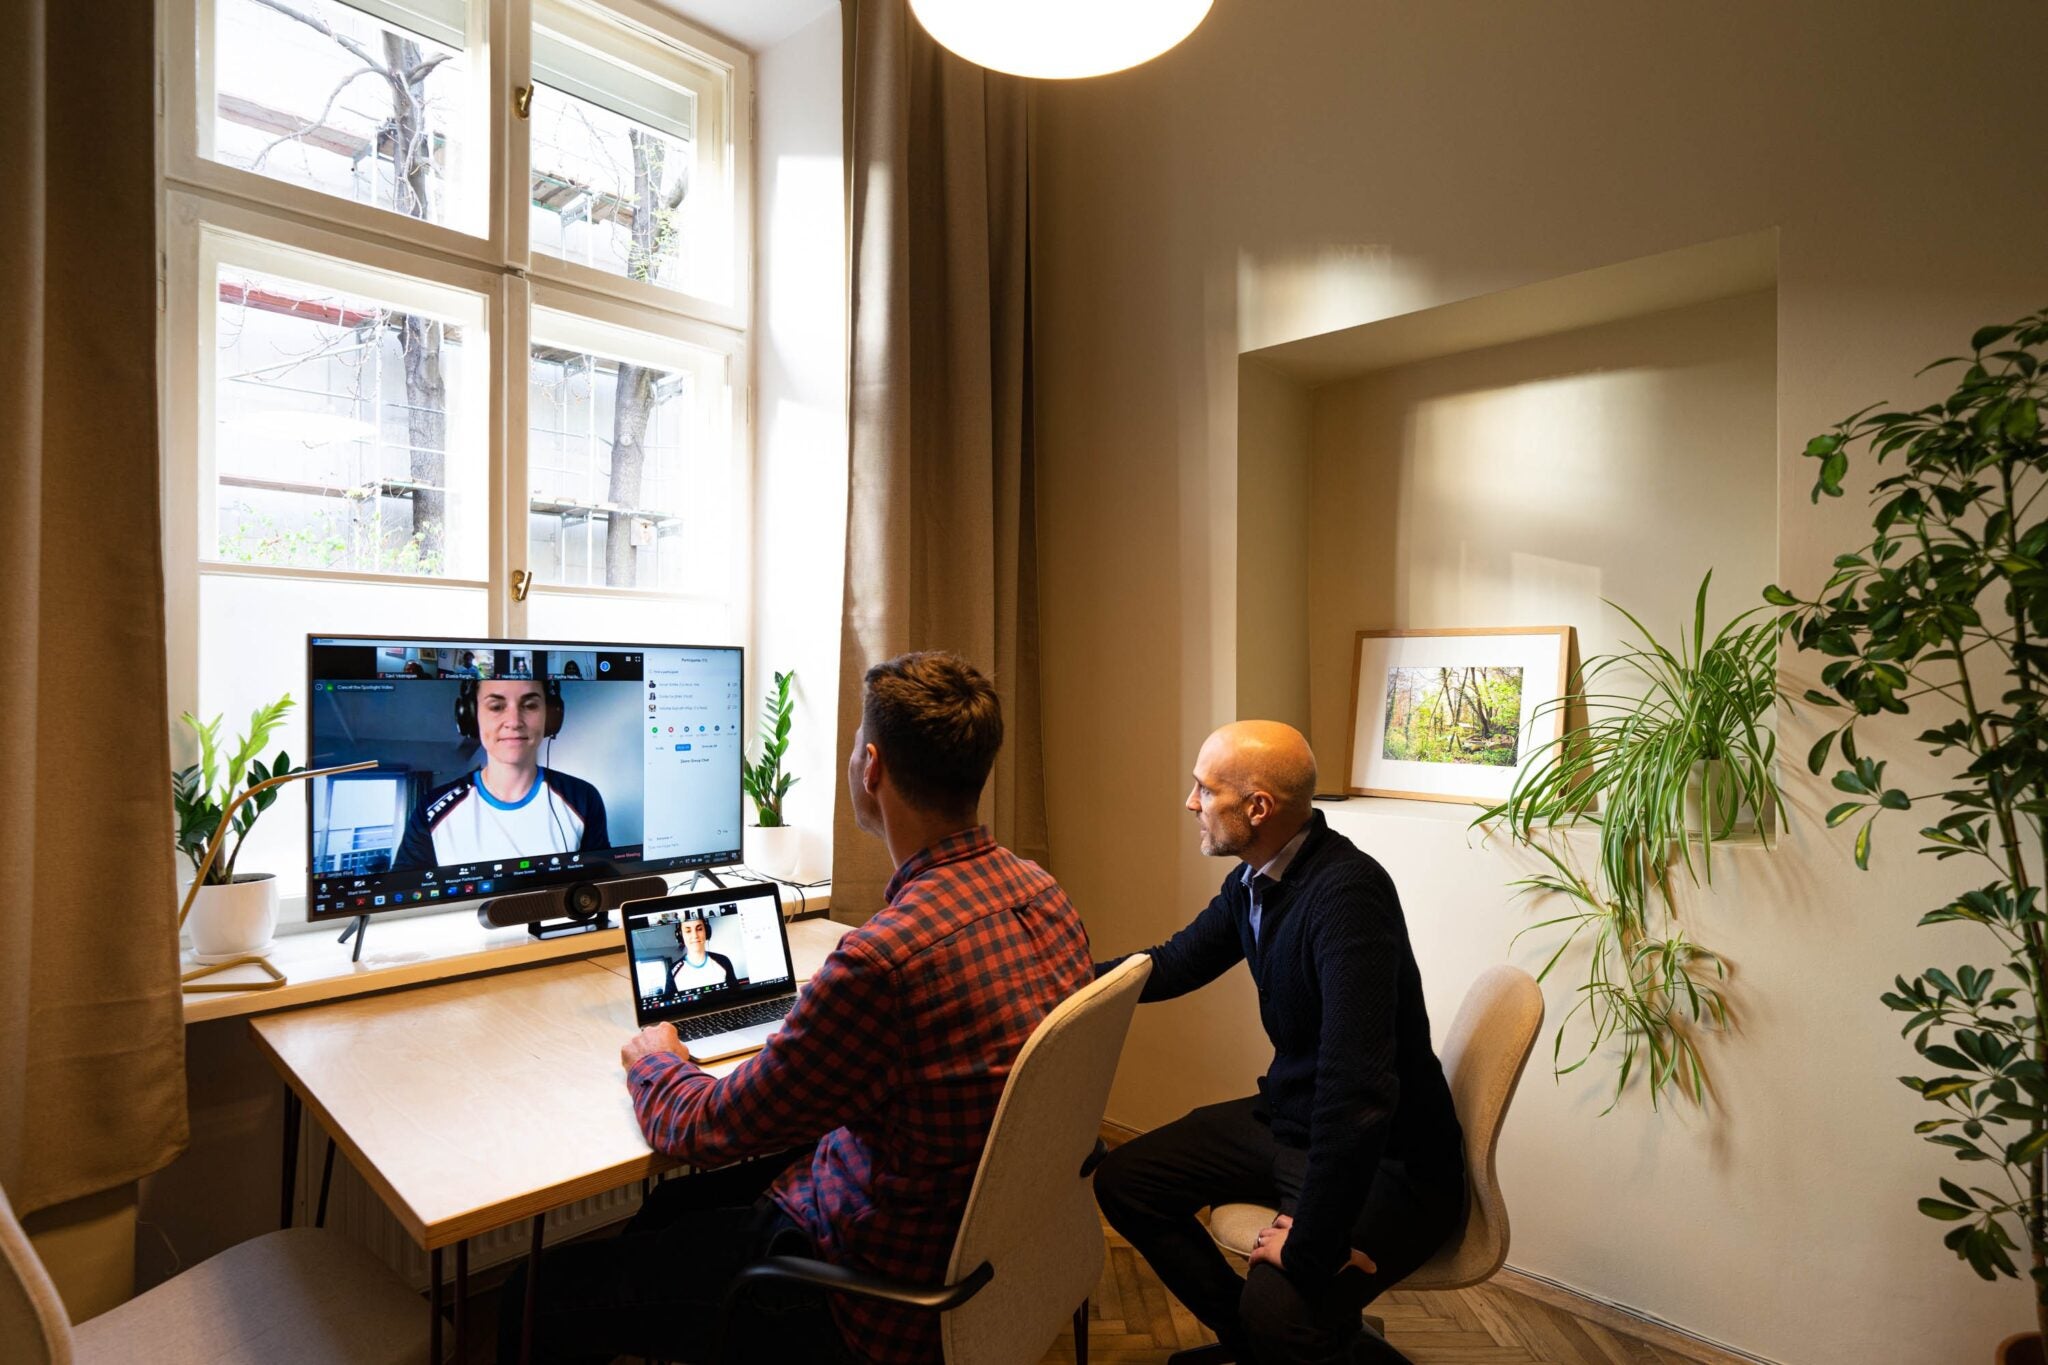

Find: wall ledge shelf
[181,880,828,1025]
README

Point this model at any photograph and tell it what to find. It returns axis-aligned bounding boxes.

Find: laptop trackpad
[692,1021,779,1063]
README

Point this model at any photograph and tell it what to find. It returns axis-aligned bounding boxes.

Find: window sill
[182,877,829,1025]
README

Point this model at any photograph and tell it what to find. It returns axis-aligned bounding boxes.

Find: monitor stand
[527,912,609,941]
[337,914,372,963]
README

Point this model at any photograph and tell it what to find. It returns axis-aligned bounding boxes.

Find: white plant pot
[187,873,280,962]
[1682,759,1761,838]
[745,825,801,881]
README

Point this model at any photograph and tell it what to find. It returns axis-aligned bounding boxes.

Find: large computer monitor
[304,635,743,922]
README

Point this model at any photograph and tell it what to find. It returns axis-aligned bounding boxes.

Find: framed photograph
[1345,626,1574,805]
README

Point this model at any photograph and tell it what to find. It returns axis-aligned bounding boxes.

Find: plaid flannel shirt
[626,827,1092,1365]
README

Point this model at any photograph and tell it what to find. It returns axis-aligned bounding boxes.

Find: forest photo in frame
[1346,627,1573,804]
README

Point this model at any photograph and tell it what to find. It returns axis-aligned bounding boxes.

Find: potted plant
[1476,573,1785,1108]
[1767,309,2048,1359]
[742,669,801,880]
[174,695,298,961]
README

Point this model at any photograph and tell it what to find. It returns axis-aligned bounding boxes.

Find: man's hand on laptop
[622,1022,691,1070]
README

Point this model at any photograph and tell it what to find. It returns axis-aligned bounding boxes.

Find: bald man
[1092,722,1464,1365]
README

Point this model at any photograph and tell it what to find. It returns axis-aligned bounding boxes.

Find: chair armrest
[718,1256,993,1361]
[726,1255,994,1312]
[1079,1138,1109,1178]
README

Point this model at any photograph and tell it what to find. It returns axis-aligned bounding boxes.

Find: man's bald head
[1201,721,1318,816]
[1187,721,1319,861]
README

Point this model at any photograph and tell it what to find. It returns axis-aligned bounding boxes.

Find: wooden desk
[246,918,848,1360]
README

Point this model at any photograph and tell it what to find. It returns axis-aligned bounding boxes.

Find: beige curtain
[833,0,1047,916]
[0,0,189,1214]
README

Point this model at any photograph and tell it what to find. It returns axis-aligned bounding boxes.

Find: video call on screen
[626,899,792,1013]
[306,637,743,916]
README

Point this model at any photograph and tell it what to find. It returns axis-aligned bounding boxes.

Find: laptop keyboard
[674,996,796,1042]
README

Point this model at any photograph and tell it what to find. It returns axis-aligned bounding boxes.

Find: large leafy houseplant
[1478,574,1784,1107]
[173,695,298,884]
[1768,309,2048,1339]
[742,670,798,828]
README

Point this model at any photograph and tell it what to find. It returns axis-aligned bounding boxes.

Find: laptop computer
[622,881,802,1063]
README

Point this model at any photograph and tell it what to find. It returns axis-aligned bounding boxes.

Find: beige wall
[1032,2,2048,1360]
[1302,290,1779,764]
[1235,358,1314,729]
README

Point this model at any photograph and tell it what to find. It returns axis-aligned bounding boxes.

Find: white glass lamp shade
[909,0,1214,79]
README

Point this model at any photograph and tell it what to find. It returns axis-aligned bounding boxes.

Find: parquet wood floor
[1036,1219,1725,1365]
[454,1215,1731,1364]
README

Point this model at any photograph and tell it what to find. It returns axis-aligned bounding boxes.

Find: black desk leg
[314,1138,337,1228]
[430,1247,444,1364]
[1074,1297,1090,1365]
[455,1240,469,1361]
[279,1087,302,1230]
[520,1212,544,1365]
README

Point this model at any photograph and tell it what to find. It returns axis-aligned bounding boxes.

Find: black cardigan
[1109,810,1463,1283]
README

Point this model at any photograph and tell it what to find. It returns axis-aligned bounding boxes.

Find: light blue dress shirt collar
[1243,820,1313,945]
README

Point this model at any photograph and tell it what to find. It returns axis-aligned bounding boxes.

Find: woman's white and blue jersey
[395,767,609,870]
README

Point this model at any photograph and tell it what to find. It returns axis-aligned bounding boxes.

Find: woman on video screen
[663,916,736,993]
[394,679,609,870]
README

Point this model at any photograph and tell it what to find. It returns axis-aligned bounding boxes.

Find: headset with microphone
[455,678,565,741]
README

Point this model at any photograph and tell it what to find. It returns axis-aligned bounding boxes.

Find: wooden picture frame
[1345,626,1574,805]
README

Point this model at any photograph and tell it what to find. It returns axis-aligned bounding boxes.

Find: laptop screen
[623,882,796,1022]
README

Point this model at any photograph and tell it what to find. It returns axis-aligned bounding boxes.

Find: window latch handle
[513,84,534,119]
[512,568,533,601]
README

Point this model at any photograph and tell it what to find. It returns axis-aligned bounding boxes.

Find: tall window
[162,0,751,898]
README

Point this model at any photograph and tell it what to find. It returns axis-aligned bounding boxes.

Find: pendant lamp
[908,0,1214,80]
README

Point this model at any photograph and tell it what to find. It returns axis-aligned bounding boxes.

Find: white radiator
[294,1117,650,1290]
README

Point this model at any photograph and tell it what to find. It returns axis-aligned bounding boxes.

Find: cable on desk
[725,865,833,919]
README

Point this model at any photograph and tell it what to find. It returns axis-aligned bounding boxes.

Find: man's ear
[862,741,884,797]
[1246,789,1274,827]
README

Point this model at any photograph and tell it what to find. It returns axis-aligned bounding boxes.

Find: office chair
[718,953,1153,1365]
[1207,965,1544,1332]
[1,1180,434,1365]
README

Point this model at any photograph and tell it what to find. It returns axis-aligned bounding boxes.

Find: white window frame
[514,281,750,633]
[165,0,510,260]
[157,0,756,920]
[162,189,513,722]
[513,0,750,330]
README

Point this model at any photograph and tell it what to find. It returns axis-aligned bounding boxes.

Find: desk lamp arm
[177,759,377,994]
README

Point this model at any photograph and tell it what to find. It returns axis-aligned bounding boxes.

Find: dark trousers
[496,1149,853,1365]
[1093,1098,1465,1365]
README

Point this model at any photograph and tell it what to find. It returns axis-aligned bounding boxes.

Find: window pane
[210,0,480,233]
[529,10,728,301]
[213,260,486,579]
[524,590,732,645]
[526,337,730,593]
[196,572,486,897]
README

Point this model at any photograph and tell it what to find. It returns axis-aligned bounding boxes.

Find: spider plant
[1477,572,1786,1107]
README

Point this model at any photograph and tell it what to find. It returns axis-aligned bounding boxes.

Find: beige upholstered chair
[1207,964,1545,1301]
[722,953,1153,1365]
[1,1181,434,1365]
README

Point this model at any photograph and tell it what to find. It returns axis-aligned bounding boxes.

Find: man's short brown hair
[861,652,1003,815]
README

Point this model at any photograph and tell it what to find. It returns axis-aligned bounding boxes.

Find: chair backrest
[1423,964,1544,1288]
[0,1183,76,1365]
[938,954,1151,1365]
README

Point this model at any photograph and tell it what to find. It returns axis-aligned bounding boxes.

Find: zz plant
[1767,309,2048,1335]
[742,669,798,827]
[1478,574,1784,1109]
[173,695,298,884]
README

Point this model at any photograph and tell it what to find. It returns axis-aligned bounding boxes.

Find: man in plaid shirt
[499,652,1091,1365]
